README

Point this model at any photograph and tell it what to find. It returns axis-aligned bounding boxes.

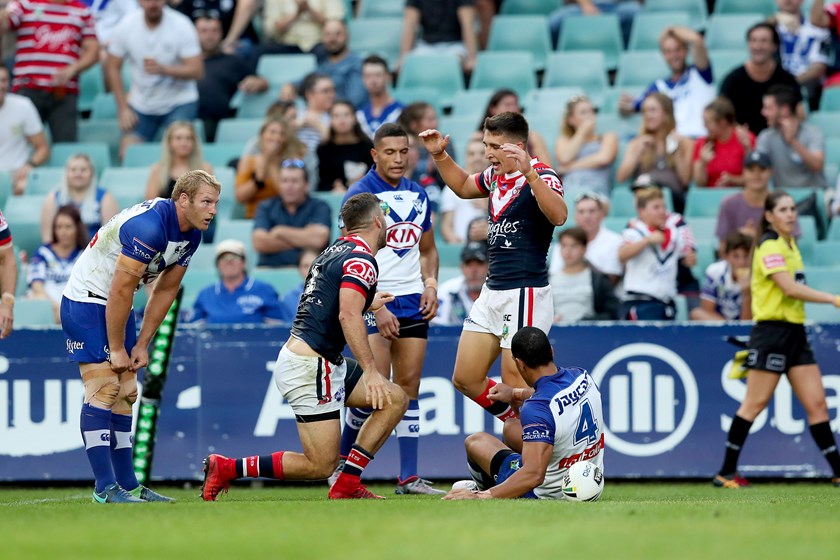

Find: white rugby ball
[561,461,604,502]
[451,479,479,492]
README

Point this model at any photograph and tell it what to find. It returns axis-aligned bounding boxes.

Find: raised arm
[418,129,485,199]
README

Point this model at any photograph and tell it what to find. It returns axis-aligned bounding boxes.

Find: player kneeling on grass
[445,327,604,500]
[202,193,408,501]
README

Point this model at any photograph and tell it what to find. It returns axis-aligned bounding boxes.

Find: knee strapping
[84,376,121,408]
[112,377,138,415]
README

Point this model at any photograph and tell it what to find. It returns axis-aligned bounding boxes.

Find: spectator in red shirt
[0,0,99,142]
[692,97,755,187]
[811,0,840,87]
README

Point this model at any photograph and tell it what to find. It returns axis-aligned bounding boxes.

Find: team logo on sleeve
[343,257,377,288]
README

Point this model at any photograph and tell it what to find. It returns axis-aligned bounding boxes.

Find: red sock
[473,379,516,421]
[235,452,285,480]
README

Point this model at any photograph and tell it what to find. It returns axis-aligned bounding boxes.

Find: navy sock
[80,404,116,493]
[110,413,139,491]
[339,408,372,458]
[397,400,420,482]
[341,444,374,478]
[720,415,753,476]
[809,421,840,477]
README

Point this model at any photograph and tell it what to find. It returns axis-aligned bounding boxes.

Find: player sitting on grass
[444,327,605,500]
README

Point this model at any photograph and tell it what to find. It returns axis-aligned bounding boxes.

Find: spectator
[177,0,260,59]
[40,154,118,242]
[720,22,801,136]
[440,138,488,243]
[145,121,214,200]
[619,26,714,139]
[471,89,552,166]
[398,101,446,189]
[239,100,299,157]
[106,0,204,158]
[549,1,642,48]
[0,0,99,142]
[261,0,345,54]
[466,215,488,243]
[398,0,478,73]
[618,186,696,321]
[432,240,488,326]
[316,100,374,193]
[0,209,17,339]
[692,97,755,187]
[549,192,623,281]
[772,0,830,111]
[549,227,619,323]
[357,55,403,140]
[84,0,139,55]
[27,206,87,324]
[191,239,286,324]
[616,92,693,213]
[235,117,306,219]
[252,159,331,267]
[810,0,840,89]
[715,151,775,255]
[295,72,335,185]
[195,13,268,142]
[277,247,318,322]
[690,231,753,321]
[756,84,827,189]
[555,94,618,200]
[0,65,49,195]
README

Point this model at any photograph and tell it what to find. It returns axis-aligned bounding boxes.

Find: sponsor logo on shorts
[66,340,84,354]
[501,324,509,340]
[767,353,786,372]
[334,386,345,403]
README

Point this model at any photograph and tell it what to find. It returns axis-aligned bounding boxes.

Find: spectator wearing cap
[715,151,774,256]
[190,239,286,324]
[432,241,488,326]
[550,227,619,323]
[549,192,623,283]
[277,248,319,322]
[251,160,331,268]
[756,84,826,189]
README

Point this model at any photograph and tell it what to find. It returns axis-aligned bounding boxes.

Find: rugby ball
[561,461,604,502]
[451,479,479,492]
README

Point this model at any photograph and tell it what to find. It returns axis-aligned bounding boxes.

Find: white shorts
[274,346,348,419]
[463,284,553,349]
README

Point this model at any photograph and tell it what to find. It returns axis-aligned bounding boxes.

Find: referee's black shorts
[745,321,816,374]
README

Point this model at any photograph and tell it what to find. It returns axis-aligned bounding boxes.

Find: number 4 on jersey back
[574,400,599,446]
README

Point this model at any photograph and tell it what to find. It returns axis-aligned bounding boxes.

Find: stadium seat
[256,54,317,86]
[100,167,148,209]
[2,195,45,255]
[392,87,444,115]
[825,137,840,167]
[78,64,105,114]
[708,49,746,85]
[685,217,717,241]
[348,18,403,69]
[614,51,670,89]
[674,295,689,321]
[204,144,242,169]
[214,167,237,219]
[819,87,840,112]
[500,0,560,16]
[251,268,303,293]
[522,87,585,116]
[524,107,560,155]
[603,216,630,234]
[90,92,118,120]
[439,115,482,159]
[797,215,817,262]
[123,143,161,167]
[187,243,218,270]
[543,52,609,109]
[713,0,777,16]
[811,241,840,266]
[596,114,641,142]
[47,143,111,176]
[25,168,65,195]
[214,220,258,263]
[470,52,536,99]
[557,14,623,71]
[310,191,344,240]
[439,266,462,283]
[684,187,742,216]
[645,0,708,30]
[609,186,674,217]
[450,89,496,119]
[180,268,220,311]
[77,120,122,163]
[13,247,27,296]
[692,238,718,280]
[487,16,551,71]
[437,242,463,268]
[0,171,10,209]
[704,14,765,50]
[600,86,645,115]
[233,87,281,119]
[396,54,465,107]
[215,119,263,144]
[804,302,838,323]
[628,12,691,51]
[803,265,838,292]
[358,0,404,18]
[14,299,55,327]
[809,113,840,139]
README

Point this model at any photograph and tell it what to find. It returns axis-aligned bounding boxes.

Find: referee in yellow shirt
[714,190,840,488]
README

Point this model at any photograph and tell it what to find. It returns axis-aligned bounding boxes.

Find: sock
[809,421,840,477]
[234,452,285,480]
[339,408,372,458]
[110,413,139,491]
[467,458,494,490]
[80,404,117,493]
[396,399,420,482]
[720,415,753,476]
[338,444,374,482]
[473,379,517,421]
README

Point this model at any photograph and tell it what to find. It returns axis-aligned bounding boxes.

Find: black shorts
[745,321,816,374]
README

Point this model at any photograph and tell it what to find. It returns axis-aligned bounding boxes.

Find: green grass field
[1,482,838,559]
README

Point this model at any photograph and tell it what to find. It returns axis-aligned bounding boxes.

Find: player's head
[172,169,221,231]
[634,186,667,229]
[372,123,409,186]
[482,112,529,175]
[511,327,555,382]
[342,192,388,249]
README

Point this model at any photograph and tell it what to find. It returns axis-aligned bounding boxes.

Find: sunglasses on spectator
[574,191,608,204]
[281,159,306,169]
[192,8,221,19]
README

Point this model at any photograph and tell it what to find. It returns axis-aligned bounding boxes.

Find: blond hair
[638,93,677,172]
[172,169,221,201]
[634,187,664,210]
[157,121,205,196]
[259,117,306,159]
[561,95,591,138]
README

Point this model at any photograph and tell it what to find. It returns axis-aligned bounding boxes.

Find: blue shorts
[130,101,199,142]
[492,450,537,499]
[60,297,137,364]
[364,293,428,338]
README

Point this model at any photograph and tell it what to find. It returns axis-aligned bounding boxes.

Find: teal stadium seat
[684,187,742,215]
[251,268,303,294]
[187,243,218,270]
[522,87,585,116]
[803,266,837,292]
[684,217,717,241]
[0,172,10,209]
[216,119,263,144]
[609,186,674,217]
[524,107,560,155]
[213,167,237,219]
[596,114,642,142]
[78,64,105,114]
[100,167,148,209]
[396,54,465,107]
[204,144,242,168]
[628,12,691,51]
[811,113,840,139]
[437,242,463,268]
[708,49,746,86]
[14,299,55,327]
[90,92,118,120]
[358,0,404,18]
[123,143,161,167]
[543,52,609,108]
[557,14,623,70]
[256,54,317,87]
[713,0,777,16]
[615,51,670,89]
[348,18,403,69]
[601,86,645,115]
[470,52,536,99]
[704,14,765,50]
[692,239,718,280]
[450,89,496,119]
[819,87,840,112]
[214,220,258,263]
[391,87,444,116]
[825,137,840,166]
[25,167,65,195]
[811,241,840,266]
[180,268,220,311]
[805,302,840,323]
[233,86,282,119]
[77,120,122,164]
[603,216,630,234]
[499,0,557,15]
[2,195,45,255]
[797,215,817,262]
[645,0,708,30]
[310,192,344,240]
[487,16,551,71]
[47,143,111,176]
[439,266,462,283]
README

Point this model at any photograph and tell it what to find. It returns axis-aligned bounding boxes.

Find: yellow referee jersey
[751,231,806,324]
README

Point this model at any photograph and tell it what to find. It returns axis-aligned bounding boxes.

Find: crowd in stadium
[3,0,840,329]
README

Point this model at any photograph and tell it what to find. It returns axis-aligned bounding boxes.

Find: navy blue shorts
[364,293,429,338]
[60,297,137,364]
[492,449,537,499]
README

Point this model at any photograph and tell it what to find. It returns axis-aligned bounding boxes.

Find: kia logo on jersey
[386,222,422,250]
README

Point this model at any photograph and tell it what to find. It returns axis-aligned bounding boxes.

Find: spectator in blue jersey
[356,55,403,140]
[39,153,119,243]
[619,26,714,139]
[28,206,87,324]
[690,232,753,322]
[252,159,332,268]
[0,209,17,339]
[277,247,318,322]
[191,239,285,324]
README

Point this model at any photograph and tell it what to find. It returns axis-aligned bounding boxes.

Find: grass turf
[1,482,837,559]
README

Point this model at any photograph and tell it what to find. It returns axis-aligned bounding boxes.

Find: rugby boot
[712,472,749,488]
[201,454,237,501]
[129,485,176,502]
[395,476,446,495]
[92,483,145,503]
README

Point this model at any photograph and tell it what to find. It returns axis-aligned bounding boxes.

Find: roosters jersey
[291,235,379,365]
[0,210,11,249]
[475,158,563,291]
[63,198,200,305]
[621,213,694,302]
[520,367,605,500]
[343,168,431,296]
